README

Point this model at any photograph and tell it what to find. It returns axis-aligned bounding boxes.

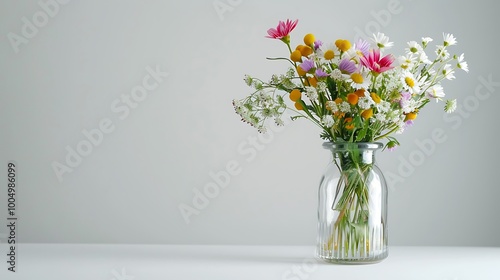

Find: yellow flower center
[370,92,381,104]
[361,108,373,120]
[405,112,417,121]
[351,73,363,84]
[405,77,415,88]
[324,50,335,60]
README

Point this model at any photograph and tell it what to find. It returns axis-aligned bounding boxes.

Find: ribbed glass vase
[316,142,388,264]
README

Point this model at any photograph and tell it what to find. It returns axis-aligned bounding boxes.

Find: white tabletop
[1,244,499,280]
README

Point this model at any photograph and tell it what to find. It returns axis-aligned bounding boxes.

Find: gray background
[0,0,499,246]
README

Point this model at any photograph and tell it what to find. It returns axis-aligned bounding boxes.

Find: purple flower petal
[315,68,328,77]
[314,40,323,50]
[300,58,315,72]
[339,58,357,74]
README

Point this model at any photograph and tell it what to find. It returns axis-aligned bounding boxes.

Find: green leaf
[355,119,369,142]
[326,76,338,100]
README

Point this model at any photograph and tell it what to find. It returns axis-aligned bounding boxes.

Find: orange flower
[354,89,366,97]
[294,102,303,110]
[344,117,354,130]
[300,45,313,57]
[289,89,301,101]
[307,76,318,87]
[296,66,306,76]
[347,93,359,105]
[290,50,302,62]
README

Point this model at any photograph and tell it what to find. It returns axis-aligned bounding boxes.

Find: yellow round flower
[290,50,302,62]
[307,76,318,87]
[335,39,351,52]
[300,45,313,57]
[296,65,306,76]
[289,89,302,102]
[294,102,303,110]
[303,33,315,46]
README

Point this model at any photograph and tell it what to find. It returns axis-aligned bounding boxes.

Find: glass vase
[316,142,388,264]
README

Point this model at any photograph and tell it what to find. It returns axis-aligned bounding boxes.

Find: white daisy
[421,37,433,47]
[406,41,423,54]
[417,50,432,64]
[457,53,469,72]
[427,84,445,101]
[398,54,417,70]
[435,45,450,60]
[444,99,457,113]
[372,32,394,49]
[321,43,336,61]
[443,33,457,46]
[349,72,370,90]
[401,71,421,94]
[442,64,456,80]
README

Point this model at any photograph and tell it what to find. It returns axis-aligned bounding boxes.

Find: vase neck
[323,142,382,166]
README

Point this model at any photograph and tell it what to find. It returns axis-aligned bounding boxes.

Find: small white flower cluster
[233,85,287,133]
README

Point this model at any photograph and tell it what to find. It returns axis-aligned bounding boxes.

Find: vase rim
[323,142,383,150]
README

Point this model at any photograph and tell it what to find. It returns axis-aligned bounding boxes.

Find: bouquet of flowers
[232,19,468,149]
[232,19,468,262]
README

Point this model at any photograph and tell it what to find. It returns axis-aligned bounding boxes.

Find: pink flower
[360,49,394,74]
[266,19,298,43]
